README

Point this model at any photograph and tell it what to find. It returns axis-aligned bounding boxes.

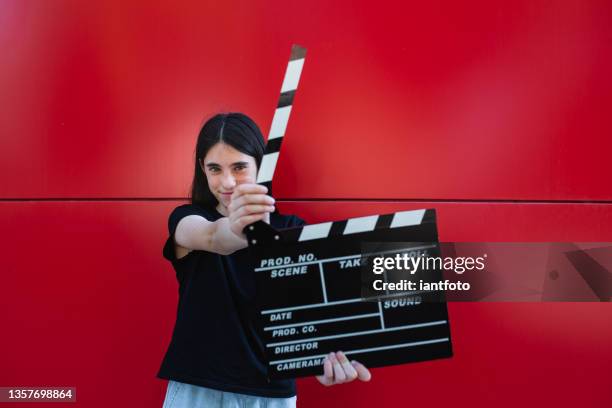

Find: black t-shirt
[157,203,305,398]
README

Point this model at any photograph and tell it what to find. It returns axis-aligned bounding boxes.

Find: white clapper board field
[245,45,453,379]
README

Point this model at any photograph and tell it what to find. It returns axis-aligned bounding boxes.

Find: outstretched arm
[174,184,275,256]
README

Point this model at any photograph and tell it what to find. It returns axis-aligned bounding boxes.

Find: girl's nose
[221,173,236,189]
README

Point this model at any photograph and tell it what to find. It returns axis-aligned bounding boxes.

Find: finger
[315,374,331,386]
[231,194,275,210]
[324,356,333,379]
[330,352,346,383]
[336,351,358,381]
[227,194,275,214]
[238,214,266,229]
[233,206,273,226]
[234,184,268,196]
[263,211,272,225]
[316,357,334,386]
[235,204,275,217]
[351,360,372,382]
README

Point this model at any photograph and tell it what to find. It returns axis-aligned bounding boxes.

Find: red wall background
[1,1,611,406]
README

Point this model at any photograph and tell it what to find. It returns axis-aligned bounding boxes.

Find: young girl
[158,113,371,407]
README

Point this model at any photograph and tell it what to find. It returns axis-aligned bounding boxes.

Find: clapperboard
[246,45,453,379]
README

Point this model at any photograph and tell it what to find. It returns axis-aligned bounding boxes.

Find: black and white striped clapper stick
[244,44,306,238]
[256,44,307,192]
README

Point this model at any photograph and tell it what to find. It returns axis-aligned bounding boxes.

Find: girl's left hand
[315,351,372,386]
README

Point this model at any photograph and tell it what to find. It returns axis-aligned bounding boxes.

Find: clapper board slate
[243,44,452,379]
[245,210,453,379]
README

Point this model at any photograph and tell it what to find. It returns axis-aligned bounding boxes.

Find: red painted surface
[1,201,611,407]
[1,1,611,407]
[1,1,611,200]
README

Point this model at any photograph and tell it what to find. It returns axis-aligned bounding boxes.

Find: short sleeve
[286,214,306,228]
[162,204,210,262]
[273,213,306,229]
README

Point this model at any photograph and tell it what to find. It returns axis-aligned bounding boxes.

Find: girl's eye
[234,165,246,172]
[209,167,221,173]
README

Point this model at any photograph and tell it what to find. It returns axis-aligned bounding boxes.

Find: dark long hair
[190,113,266,208]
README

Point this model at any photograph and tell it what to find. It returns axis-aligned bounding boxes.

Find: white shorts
[162,380,297,408]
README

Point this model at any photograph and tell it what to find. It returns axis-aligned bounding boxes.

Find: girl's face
[199,142,258,216]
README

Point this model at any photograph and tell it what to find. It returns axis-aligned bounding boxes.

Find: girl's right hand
[227,183,275,239]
